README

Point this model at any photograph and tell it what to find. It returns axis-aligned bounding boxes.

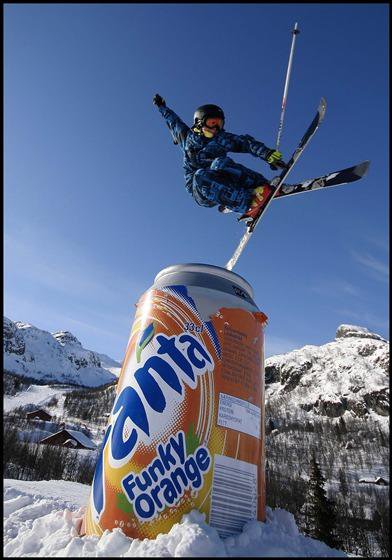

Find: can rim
[154,263,254,298]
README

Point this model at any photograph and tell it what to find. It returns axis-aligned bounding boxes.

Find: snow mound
[3,479,346,557]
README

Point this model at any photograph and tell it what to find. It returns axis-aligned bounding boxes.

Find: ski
[274,160,370,201]
[243,97,327,233]
[226,98,326,270]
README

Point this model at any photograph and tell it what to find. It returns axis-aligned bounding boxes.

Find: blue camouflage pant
[191,157,269,213]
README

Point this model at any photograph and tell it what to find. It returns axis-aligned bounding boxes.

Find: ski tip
[319,97,327,117]
[355,160,370,178]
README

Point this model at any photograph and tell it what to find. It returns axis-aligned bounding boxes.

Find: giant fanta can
[83,264,268,539]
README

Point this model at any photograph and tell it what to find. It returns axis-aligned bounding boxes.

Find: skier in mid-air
[153,94,286,222]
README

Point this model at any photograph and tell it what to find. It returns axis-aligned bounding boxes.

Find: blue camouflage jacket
[158,106,272,193]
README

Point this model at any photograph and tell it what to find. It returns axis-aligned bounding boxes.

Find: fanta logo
[90,331,214,522]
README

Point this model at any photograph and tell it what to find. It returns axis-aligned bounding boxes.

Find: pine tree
[373,505,390,557]
[378,427,387,447]
[301,453,340,549]
[338,416,347,434]
[338,467,349,497]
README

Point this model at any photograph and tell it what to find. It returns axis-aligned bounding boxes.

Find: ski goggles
[203,117,224,130]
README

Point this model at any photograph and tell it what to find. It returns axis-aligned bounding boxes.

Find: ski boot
[238,184,274,223]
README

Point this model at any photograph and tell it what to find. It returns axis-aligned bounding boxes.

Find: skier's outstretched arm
[225,132,286,168]
[153,94,189,148]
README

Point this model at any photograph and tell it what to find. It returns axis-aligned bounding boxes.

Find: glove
[266,149,285,167]
[153,93,166,108]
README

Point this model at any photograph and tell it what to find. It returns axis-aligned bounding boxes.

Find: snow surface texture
[265,324,389,423]
[3,317,120,387]
[3,479,346,557]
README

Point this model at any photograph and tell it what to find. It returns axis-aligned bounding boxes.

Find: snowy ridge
[3,479,346,557]
[265,324,389,420]
[3,316,120,388]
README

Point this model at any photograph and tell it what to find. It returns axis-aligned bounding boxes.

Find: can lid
[154,263,254,299]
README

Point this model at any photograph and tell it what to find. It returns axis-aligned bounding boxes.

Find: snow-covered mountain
[263,324,389,557]
[3,317,120,388]
[265,324,389,422]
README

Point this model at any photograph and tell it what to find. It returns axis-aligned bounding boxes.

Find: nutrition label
[217,392,261,439]
[221,324,261,393]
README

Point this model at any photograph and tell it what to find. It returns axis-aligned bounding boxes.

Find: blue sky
[4,4,389,360]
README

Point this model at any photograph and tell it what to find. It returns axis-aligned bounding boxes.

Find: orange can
[83,264,267,539]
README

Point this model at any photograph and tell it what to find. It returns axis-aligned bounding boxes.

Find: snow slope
[3,479,346,557]
[3,317,120,387]
[3,384,74,414]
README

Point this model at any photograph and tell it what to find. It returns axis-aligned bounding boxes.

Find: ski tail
[307,160,370,188]
[275,160,370,200]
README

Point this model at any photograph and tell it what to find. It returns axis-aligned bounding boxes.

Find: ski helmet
[193,104,225,128]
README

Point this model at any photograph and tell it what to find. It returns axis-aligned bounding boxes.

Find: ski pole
[271,22,300,169]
